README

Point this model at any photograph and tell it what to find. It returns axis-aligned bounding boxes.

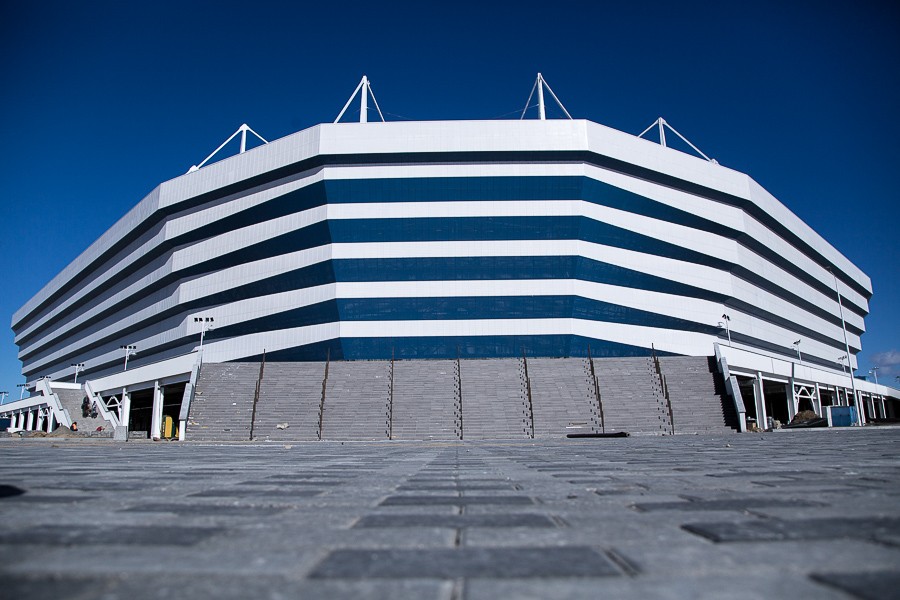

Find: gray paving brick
[634,497,824,512]
[0,525,222,546]
[309,547,622,578]
[809,570,900,600]
[1,494,95,504]
[121,503,290,516]
[683,516,900,543]
[239,479,346,487]
[379,495,535,506]
[396,483,518,491]
[354,514,558,528]
[190,488,323,498]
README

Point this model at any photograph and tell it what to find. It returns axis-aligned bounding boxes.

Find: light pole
[838,355,848,373]
[868,367,879,385]
[793,339,802,363]
[0,391,7,405]
[120,345,137,371]
[719,313,731,345]
[17,383,27,400]
[71,363,85,384]
[194,316,215,352]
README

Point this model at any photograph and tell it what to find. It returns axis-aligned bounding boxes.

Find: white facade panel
[12,118,874,390]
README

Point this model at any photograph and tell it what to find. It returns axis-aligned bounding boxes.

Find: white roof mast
[335,75,385,123]
[521,73,573,120]
[638,117,717,164]
[188,124,268,173]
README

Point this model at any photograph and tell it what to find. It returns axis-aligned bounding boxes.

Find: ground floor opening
[127,389,154,438]
[763,379,790,425]
[161,383,186,439]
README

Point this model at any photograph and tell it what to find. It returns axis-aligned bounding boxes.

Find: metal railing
[521,350,535,439]
[248,350,266,440]
[587,346,604,433]
[454,348,463,440]
[651,345,675,435]
[317,349,330,440]
[386,350,395,439]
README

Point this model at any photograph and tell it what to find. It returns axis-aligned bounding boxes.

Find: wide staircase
[595,357,672,435]
[186,356,737,441]
[188,363,260,441]
[659,356,737,433]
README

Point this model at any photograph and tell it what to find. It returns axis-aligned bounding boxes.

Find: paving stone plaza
[1,428,898,599]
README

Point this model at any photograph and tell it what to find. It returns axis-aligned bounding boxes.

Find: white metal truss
[103,394,122,420]
[793,382,818,412]
[521,73,573,121]
[335,75,385,124]
[188,124,269,173]
[639,117,717,163]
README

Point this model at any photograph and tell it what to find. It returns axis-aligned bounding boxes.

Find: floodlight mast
[719,313,731,346]
[71,362,85,384]
[194,316,216,363]
[838,354,848,373]
[828,267,861,425]
[120,345,137,371]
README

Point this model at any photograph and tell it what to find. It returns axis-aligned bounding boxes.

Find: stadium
[4,76,897,440]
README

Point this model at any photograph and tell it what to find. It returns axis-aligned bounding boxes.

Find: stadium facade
[4,78,897,437]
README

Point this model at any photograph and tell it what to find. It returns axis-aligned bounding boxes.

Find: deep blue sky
[1,0,898,397]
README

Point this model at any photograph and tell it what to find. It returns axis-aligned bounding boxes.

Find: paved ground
[0,428,898,599]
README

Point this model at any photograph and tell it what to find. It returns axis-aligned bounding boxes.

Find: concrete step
[185,355,737,441]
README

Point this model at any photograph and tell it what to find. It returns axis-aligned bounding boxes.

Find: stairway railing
[454,348,463,440]
[651,345,675,435]
[587,346,605,433]
[318,348,330,440]
[521,349,535,439]
[249,350,266,440]
[386,350,395,439]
